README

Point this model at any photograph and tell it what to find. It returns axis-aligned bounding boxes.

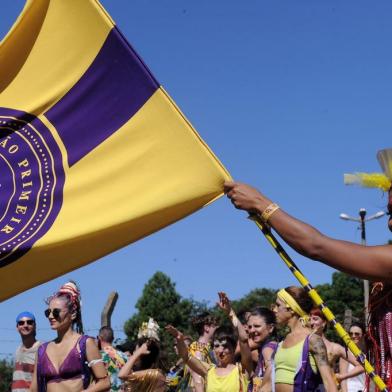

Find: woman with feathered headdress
[225,149,392,282]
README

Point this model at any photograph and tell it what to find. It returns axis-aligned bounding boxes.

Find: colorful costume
[123,318,167,391]
[181,340,216,391]
[368,283,392,391]
[345,148,392,390]
[100,345,128,392]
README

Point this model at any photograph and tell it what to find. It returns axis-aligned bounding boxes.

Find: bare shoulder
[85,336,100,357]
[86,336,97,347]
[332,342,346,357]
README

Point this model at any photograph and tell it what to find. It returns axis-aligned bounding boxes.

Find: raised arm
[165,325,208,378]
[309,334,338,392]
[224,181,392,281]
[217,291,253,376]
[118,342,151,379]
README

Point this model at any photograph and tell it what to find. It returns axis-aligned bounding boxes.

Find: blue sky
[1,0,391,358]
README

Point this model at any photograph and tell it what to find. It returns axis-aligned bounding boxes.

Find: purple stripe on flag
[45,27,159,167]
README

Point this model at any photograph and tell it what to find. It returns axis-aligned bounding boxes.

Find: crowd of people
[11,280,369,392]
[9,148,392,391]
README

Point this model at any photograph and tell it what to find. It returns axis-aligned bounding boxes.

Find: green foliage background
[0,359,13,392]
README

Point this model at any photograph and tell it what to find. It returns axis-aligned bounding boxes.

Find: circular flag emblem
[0,108,65,267]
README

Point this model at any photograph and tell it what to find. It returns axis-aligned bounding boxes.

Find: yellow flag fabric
[0,0,230,301]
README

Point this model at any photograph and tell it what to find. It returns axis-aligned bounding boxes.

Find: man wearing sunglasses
[12,312,41,392]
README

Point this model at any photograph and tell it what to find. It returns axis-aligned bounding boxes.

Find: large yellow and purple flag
[0,0,230,301]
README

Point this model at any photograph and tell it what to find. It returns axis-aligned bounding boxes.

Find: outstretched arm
[165,325,208,378]
[309,334,338,392]
[217,292,253,376]
[224,181,392,281]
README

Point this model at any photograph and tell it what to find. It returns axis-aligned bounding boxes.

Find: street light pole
[359,209,369,323]
[339,208,385,325]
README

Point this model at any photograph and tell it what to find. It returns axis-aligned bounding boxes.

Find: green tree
[315,272,364,341]
[124,271,205,367]
[316,272,364,321]
[232,288,277,316]
[0,359,13,392]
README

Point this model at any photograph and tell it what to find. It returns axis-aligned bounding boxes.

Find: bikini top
[37,335,91,391]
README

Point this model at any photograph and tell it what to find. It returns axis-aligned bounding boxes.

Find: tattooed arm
[309,334,338,392]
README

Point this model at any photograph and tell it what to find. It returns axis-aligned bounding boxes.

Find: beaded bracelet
[260,203,280,223]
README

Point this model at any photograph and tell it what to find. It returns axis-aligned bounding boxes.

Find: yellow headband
[277,289,310,326]
[344,148,392,191]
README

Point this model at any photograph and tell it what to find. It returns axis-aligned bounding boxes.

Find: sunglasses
[44,308,62,319]
[213,340,230,349]
[17,320,34,326]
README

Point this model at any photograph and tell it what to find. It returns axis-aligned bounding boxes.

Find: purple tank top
[37,335,91,392]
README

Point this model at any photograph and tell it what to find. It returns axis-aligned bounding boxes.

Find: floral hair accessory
[137,318,160,341]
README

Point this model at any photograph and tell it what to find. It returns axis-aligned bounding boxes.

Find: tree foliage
[316,272,364,320]
[315,272,364,340]
[123,271,206,366]
[0,359,13,392]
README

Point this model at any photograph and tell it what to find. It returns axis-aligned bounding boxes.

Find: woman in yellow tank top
[167,324,250,392]
[261,287,338,392]
[166,293,253,392]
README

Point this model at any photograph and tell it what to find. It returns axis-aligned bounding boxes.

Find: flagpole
[249,215,388,392]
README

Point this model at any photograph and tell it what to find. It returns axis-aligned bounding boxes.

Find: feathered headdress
[344,148,392,191]
[137,318,160,341]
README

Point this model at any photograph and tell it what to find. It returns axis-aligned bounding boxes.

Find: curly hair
[191,312,218,335]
